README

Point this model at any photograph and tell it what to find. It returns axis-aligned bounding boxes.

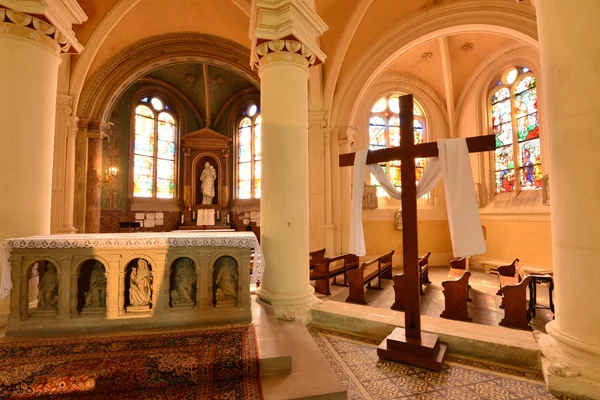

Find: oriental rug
[0,325,261,399]
[309,327,578,400]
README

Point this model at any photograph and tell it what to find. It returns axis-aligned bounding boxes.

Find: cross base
[377,328,448,371]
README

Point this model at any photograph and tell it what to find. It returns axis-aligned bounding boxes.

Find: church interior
[0,0,599,398]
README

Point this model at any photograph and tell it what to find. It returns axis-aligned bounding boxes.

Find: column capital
[250,0,328,69]
[84,119,110,140]
[338,126,357,147]
[0,0,86,53]
[66,115,79,139]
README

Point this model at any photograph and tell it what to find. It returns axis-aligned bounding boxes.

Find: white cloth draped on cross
[350,138,486,258]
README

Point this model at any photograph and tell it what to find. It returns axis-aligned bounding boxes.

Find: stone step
[252,297,293,377]
[260,320,346,400]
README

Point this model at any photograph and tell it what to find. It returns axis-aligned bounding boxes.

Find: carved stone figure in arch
[212,256,239,307]
[37,262,59,311]
[127,258,153,311]
[77,259,107,312]
[27,262,41,310]
[170,257,196,307]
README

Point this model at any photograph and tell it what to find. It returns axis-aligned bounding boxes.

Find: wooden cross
[339,94,495,370]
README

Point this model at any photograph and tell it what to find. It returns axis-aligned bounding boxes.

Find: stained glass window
[237,104,261,199]
[133,97,177,199]
[368,94,426,196]
[489,67,542,193]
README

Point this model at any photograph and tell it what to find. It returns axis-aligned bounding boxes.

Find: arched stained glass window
[368,95,426,196]
[133,96,177,199]
[237,104,261,199]
[490,67,541,193]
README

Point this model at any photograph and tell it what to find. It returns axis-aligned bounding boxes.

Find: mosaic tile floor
[309,327,578,400]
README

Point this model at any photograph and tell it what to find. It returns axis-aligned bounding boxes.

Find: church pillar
[84,121,109,233]
[63,116,79,233]
[251,0,327,320]
[536,1,600,398]
[0,2,85,311]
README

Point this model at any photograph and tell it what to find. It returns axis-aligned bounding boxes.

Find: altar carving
[128,259,153,311]
[170,257,196,307]
[3,232,259,336]
[213,256,239,307]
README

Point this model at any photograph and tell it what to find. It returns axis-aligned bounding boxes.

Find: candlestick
[192,210,196,220]
[226,214,230,224]
[180,214,184,224]
[216,210,220,220]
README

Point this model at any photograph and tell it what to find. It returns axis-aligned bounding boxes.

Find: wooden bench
[391,252,432,311]
[310,253,359,295]
[499,276,533,330]
[345,250,394,305]
[309,248,327,270]
[440,268,472,322]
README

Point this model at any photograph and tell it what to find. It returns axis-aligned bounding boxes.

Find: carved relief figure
[200,161,217,205]
[37,263,58,311]
[129,259,153,307]
[171,258,196,306]
[214,257,238,305]
[84,261,107,308]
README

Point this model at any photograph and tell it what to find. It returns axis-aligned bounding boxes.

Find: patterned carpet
[0,326,261,399]
[309,327,578,400]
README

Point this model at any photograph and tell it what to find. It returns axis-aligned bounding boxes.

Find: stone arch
[122,256,155,312]
[77,32,259,125]
[329,3,539,130]
[23,257,61,316]
[75,258,108,313]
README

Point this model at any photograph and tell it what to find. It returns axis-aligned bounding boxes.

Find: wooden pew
[440,268,472,322]
[496,258,521,295]
[391,252,431,311]
[310,253,359,295]
[345,251,394,305]
[309,248,327,270]
[449,257,467,269]
[499,276,533,330]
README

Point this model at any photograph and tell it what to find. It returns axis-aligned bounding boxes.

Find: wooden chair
[496,258,521,295]
[499,276,532,330]
[440,269,472,322]
[345,250,394,305]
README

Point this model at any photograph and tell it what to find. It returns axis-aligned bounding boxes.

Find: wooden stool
[528,274,554,318]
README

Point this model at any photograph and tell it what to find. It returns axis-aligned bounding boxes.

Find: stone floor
[313,266,555,333]
[310,326,576,400]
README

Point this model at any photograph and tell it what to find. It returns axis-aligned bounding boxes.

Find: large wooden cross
[339,94,495,370]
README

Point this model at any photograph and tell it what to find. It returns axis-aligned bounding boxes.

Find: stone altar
[1,232,262,336]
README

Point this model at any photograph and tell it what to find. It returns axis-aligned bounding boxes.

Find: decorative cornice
[250,0,327,68]
[0,0,86,53]
[255,39,317,68]
[0,8,70,53]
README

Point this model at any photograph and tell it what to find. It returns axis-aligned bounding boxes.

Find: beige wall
[363,219,453,267]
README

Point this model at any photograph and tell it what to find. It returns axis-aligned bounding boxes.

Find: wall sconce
[102,167,118,183]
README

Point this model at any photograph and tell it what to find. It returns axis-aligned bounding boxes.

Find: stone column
[63,116,79,233]
[536,1,600,398]
[50,94,73,234]
[84,121,109,233]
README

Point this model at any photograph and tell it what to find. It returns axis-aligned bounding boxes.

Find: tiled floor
[309,327,575,400]
[313,266,555,333]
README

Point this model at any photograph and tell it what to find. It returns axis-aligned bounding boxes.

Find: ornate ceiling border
[77,32,259,123]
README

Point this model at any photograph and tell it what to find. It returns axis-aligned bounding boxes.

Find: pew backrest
[498,258,521,277]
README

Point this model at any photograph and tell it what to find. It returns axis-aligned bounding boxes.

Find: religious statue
[394,209,403,231]
[200,161,217,205]
[37,264,58,311]
[170,258,196,306]
[129,259,153,307]
[214,257,238,305]
[84,261,107,309]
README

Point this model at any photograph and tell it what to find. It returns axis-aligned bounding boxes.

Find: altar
[0,232,262,336]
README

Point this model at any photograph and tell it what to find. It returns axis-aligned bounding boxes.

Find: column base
[256,285,317,322]
[535,324,600,399]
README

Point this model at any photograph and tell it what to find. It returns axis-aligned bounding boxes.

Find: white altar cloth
[0,231,264,299]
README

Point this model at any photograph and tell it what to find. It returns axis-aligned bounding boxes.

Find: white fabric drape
[350,138,485,258]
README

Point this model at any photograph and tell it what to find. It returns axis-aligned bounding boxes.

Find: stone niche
[5,233,252,336]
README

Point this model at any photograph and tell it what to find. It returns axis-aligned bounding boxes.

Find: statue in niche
[200,161,217,205]
[129,259,153,307]
[84,261,106,308]
[171,258,196,306]
[213,257,239,306]
[37,263,58,311]
[394,209,403,231]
